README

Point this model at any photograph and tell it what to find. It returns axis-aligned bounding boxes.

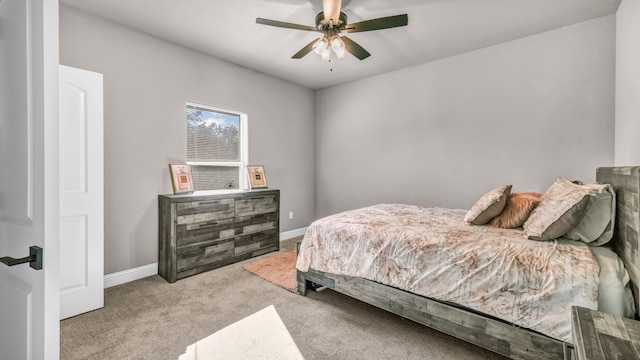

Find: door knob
[0,246,43,270]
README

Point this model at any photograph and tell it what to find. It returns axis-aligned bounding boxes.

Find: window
[186,103,248,190]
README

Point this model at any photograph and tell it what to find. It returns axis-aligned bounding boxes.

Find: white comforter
[296,204,600,342]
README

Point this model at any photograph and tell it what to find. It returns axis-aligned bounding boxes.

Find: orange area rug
[242,250,298,293]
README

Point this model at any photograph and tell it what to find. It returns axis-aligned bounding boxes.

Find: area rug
[243,250,298,293]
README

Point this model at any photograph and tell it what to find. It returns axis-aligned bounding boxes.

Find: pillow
[490,192,542,229]
[464,185,512,225]
[589,245,635,318]
[563,183,615,245]
[523,178,594,241]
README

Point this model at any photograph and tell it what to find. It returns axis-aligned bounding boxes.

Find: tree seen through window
[186,104,245,190]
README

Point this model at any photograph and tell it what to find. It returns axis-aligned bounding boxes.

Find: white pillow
[590,246,636,318]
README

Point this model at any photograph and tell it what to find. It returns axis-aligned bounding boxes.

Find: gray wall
[60,5,620,275]
[616,0,640,165]
[315,16,616,218]
[60,6,316,275]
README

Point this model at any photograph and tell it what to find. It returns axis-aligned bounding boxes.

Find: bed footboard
[297,268,574,360]
[296,268,332,295]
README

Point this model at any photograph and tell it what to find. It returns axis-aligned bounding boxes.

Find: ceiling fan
[256,0,408,61]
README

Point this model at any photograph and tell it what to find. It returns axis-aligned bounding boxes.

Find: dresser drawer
[235,228,279,257]
[177,237,235,272]
[176,218,235,248]
[235,194,278,217]
[176,198,234,225]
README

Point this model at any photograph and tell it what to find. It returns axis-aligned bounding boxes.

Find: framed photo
[169,164,195,194]
[247,165,268,189]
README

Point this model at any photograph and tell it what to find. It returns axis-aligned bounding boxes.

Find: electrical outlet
[289,211,294,220]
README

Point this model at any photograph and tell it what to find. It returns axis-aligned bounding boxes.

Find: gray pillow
[524,178,594,241]
[563,183,615,245]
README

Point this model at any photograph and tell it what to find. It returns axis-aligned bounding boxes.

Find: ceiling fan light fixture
[330,36,346,59]
[320,50,331,61]
[312,37,330,56]
[257,1,407,62]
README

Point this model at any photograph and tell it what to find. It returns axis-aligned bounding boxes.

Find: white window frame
[186,102,249,190]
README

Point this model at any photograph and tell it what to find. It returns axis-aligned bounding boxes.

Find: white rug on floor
[179,305,305,360]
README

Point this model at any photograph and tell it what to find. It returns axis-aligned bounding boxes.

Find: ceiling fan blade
[340,36,370,60]
[322,0,342,24]
[292,38,318,59]
[342,14,408,33]
[256,18,318,32]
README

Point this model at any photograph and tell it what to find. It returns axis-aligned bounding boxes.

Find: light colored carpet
[179,305,304,360]
[61,237,508,360]
[242,249,298,293]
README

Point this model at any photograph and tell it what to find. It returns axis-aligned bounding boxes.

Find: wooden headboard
[596,166,640,318]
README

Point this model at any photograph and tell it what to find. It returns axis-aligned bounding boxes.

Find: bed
[296,166,640,360]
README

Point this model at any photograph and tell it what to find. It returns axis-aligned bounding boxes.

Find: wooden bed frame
[297,166,640,360]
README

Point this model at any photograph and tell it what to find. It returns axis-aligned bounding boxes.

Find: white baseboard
[280,227,307,240]
[104,263,158,288]
[103,227,309,288]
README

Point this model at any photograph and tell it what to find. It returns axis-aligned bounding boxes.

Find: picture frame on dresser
[169,164,195,194]
[247,165,268,189]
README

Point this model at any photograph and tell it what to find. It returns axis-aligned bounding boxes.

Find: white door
[59,65,104,319]
[0,0,60,359]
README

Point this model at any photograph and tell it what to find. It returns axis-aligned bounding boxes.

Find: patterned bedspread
[296,204,600,343]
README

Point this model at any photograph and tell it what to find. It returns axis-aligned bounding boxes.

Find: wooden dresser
[158,189,279,283]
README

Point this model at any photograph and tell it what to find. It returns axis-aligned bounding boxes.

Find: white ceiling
[59,0,621,90]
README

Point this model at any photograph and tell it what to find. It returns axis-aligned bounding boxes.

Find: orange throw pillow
[490,192,542,229]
